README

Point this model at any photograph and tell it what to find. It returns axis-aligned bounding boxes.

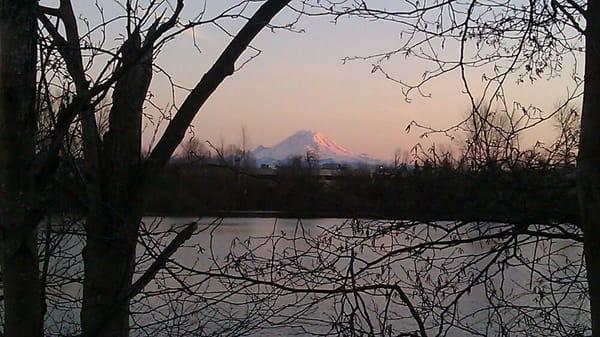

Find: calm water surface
[43,217,587,337]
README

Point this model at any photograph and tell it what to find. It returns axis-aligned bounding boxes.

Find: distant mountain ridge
[252,130,382,166]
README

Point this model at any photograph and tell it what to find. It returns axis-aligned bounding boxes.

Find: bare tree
[2,1,295,337]
[182,138,211,163]
[294,0,598,333]
[0,2,43,337]
[579,6,600,334]
[550,105,580,167]
[48,1,289,335]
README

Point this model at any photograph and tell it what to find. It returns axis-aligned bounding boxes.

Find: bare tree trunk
[80,2,290,336]
[0,1,43,337]
[579,2,600,336]
[81,212,141,337]
[81,31,151,337]
[1,228,43,337]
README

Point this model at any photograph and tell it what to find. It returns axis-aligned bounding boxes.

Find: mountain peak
[289,130,320,139]
[292,129,317,136]
[252,130,381,166]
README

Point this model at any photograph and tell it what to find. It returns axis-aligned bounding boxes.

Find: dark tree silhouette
[295,0,597,334]
[0,2,43,337]
[2,1,293,337]
[38,1,292,336]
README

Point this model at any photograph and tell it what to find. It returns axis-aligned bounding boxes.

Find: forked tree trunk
[579,2,600,336]
[0,1,43,337]
[80,31,151,337]
[80,2,290,336]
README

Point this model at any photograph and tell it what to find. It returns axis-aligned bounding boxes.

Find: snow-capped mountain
[252,130,381,166]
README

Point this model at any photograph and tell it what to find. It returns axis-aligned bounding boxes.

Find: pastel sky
[69,1,582,160]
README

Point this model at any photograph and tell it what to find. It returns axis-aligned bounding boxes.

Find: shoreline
[143,210,578,224]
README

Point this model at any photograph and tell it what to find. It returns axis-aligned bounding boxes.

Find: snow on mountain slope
[252,130,381,165]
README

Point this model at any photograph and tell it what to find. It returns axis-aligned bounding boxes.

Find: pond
[41,217,588,337]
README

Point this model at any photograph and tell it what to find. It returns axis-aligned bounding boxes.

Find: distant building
[256,165,277,178]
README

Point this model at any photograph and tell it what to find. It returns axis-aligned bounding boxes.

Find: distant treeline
[136,157,578,224]
[47,110,581,224]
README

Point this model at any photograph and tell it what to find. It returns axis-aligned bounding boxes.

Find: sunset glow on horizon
[68,1,583,161]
